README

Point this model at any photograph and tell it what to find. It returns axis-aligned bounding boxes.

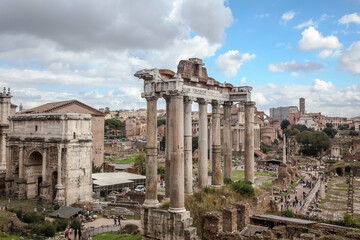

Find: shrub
[343,213,356,227]
[54,218,68,231]
[203,186,217,194]
[159,200,170,210]
[121,223,140,235]
[281,209,295,218]
[22,212,44,223]
[42,221,56,237]
[71,219,81,230]
[231,180,254,197]
[54,204,60,210]
[224,178,233,185]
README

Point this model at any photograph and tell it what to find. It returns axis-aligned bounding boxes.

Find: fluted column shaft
[165,97,172,198]
[223,102,232,182]
[184,97,193,194]
[144,97,159,208]
[19,143,24,179]
[5,144,11,178]
[211,102,221,186]
[169,94,185,212]
[198,100,208,188]
[57,144,62,185]
[244,101,255,184]
[42,145,48,182]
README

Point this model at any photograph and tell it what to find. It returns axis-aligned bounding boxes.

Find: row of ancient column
[143,93,255,213]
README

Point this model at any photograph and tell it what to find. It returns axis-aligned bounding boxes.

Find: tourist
[78,229,82,239]
[65,227,70,239]
[118,214,122,227]
[114,217,117,226]
[74,228,78,240]
[88,235,92,240]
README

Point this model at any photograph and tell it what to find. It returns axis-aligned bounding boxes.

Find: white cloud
[240,77,246,84]
[267,60,323,72]
[215,50,255,78]
[298,27,342,57]
[295,19,316,29]
[281,10,296,21]
[255,13,270,19]
[339,13,360,25]
[318,49,333,58]
[0,0,233,110]
[338,41,360,75]
[291,72,299,76]
[311,79,336,92]
[253,81,360,117]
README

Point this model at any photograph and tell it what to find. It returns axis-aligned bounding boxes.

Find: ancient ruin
[5,113,93,205]
[135,58,256,239]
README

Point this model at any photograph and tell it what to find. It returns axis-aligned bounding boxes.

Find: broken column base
[142,207,199,240]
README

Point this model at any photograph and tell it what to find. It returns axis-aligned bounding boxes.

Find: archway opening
[336,167,343,176]
[52,171,57,201]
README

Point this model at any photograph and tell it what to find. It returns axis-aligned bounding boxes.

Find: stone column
[208,120,212,173]
[165,97,172,199]
[198,99,208,188]
[1,133,6,169]
[244,101,255,184]
[169,93,185,212]
[236,129,240,151]
[223,101,232,182]
[283,134,287,164]
[5,144,14,196]
[211,101,221,186]
[54,144,65,205]
[39,143,50,203]
[143,96,159,208]
[184,97,193,194]
[15,142,26,199]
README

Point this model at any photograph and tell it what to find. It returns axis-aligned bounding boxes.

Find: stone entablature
[6,113,93,206]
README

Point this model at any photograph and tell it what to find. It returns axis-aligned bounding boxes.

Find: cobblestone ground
[320,176,348,221]
[353,177,360,219]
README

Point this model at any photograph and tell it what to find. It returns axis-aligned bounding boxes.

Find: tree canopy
[105,118,124,130]
[133,152,146,175]
[157,119,166,127]
[296,130,330,156]
[281,119,290,130]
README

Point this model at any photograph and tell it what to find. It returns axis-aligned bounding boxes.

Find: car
[135,185,146,192]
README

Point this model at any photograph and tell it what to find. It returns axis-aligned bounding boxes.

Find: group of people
[114,214,123,227]
[64,224,82,240]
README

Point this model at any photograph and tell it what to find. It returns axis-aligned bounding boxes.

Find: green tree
[283,128,294,136]
[260,142,270,154]
[160,136,166,151]
[323,127,337,138]
[105,118,124,130]
[326,123,333,128]
[349,130,359,137]
[296,130,330,156]
[192,137,198,153]
[157,119,166,126]
[339,124,349,130]
[281,119,290,130]
[291,124,310,132]
[158,166,165,180]
[133,152,146,175]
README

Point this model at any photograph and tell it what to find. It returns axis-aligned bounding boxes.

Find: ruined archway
[345,166,351,175]
[336,167,343,176]
[26,151,43,199]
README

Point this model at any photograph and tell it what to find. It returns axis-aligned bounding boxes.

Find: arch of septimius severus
[135,58,255,239]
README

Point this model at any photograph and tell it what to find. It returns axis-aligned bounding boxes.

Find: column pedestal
[54,184,65,206]
[15,178,26,199]
[38,182,50,203]
[5,177,14,196]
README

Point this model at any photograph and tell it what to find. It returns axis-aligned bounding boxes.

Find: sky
[1,0,359,117]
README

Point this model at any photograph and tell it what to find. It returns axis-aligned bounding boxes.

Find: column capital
[184,96,195,103]
[196,98,211,105]
[223,101,233,107]
[57,143,63,151]
[244,101,256,107]
[19,142,25,150]
[145,95,159,101]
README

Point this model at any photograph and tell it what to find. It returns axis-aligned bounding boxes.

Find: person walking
[74,228,78,240]
[118,215,121,227]
[78,229,82,240]
[114,217,117,226]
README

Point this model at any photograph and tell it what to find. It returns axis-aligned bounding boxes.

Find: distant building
[297,115,318,130]
[299,98,305,115]
[269,106,299,122]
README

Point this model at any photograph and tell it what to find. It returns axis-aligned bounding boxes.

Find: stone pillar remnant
[169,93,185,212]
[143,96,159,208]
[198,99,208,188]
[211,101,221,186]
[54,144,65,205]
[244,101,255,184]
[283,134,287,164]
[184,97,193,194]
[223,101,232,182]
[165,97,171,199]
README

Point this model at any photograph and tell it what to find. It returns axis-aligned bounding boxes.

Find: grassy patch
[1,233,30,240]
[114,155,137,165]
[262,182,272,188]
[92,232,142,240]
